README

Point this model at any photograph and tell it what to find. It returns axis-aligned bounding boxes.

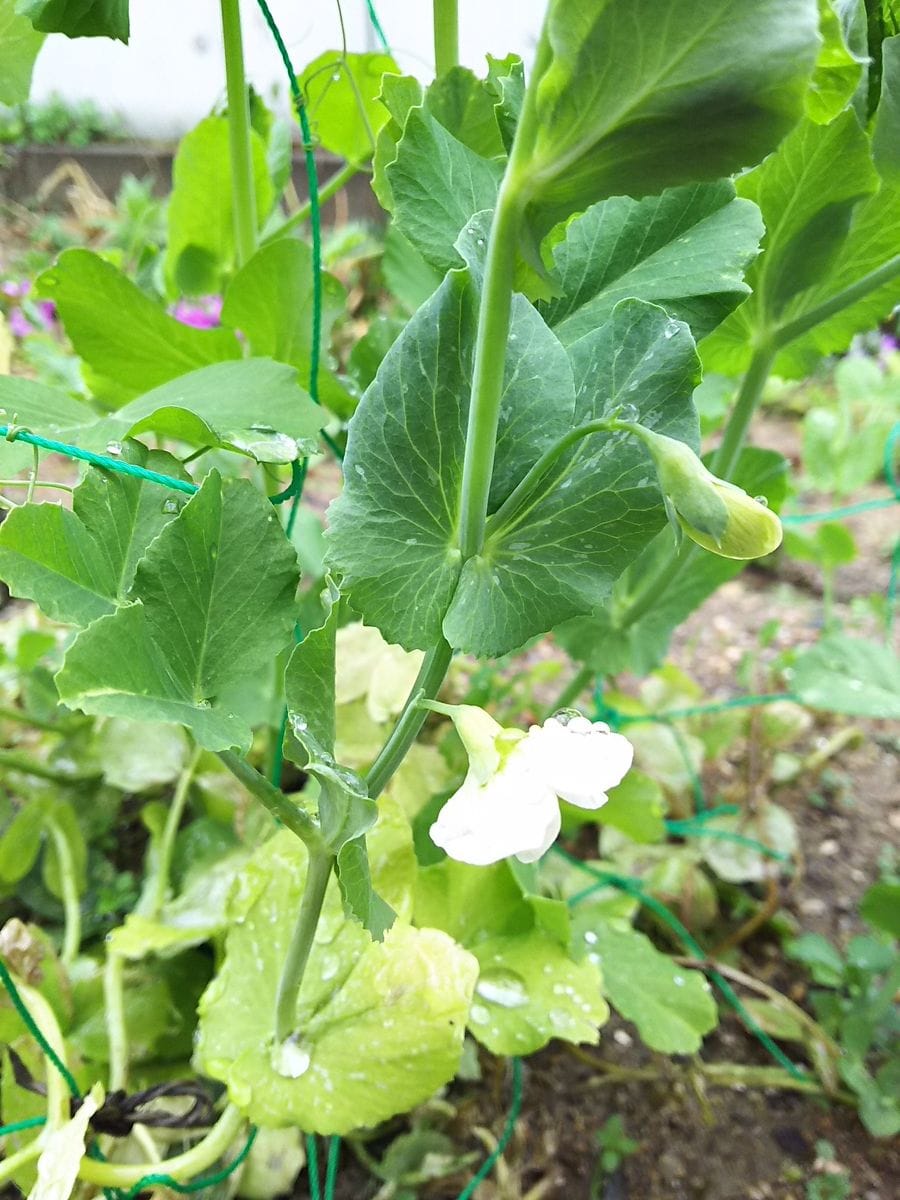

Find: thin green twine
[364,0,390,50]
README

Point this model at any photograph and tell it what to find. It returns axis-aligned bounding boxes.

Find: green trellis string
[364,0,390,51]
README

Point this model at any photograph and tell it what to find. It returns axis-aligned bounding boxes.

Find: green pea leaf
[56,471,300,752]
[577,770,666,844]
[538,181,764,345]
[860,882,900,937]
[300,51,399,165]
[0,1,45,104]
[196,816,470,1134]
[426,65,509,158]
[0,797,51,885]
[0,443,189,627]
[807,0,868,124]
[521,0,820,240]
[165,116,274,297]
[81,359,321,464]
[19,0,127,41]
[702,111,883,376]
[0,375,97,475]
[36,249,241,404]
[415,859,606,1055]
[386,106,504,275]
[584,925,717,1054]
[792,635,900,718]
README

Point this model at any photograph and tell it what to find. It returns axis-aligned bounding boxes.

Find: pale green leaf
[19,0,127,40]
[300,51,399,165]
[93,718,188,792]
[81,359,321,464]
[27,1085,101,1200]
[468,930,607,1055]
[0,374,96,474]
[0,0,45,103]
[588,925,717,1054]
[56,472,300,752]
[36,249,241,404]
[874,35,900,182]
[807,0,867,123]
[524,0,820,236]
[165,116,274,296]
[0,444,189,627]
[581,770,666,843]
[792,635,900,717]
[196,818,467,1134]
[697,801,798,883]
[221,239,346,391]
[539,181,764,345]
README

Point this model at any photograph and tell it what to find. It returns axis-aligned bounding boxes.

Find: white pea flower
[429,706,634,866]
[335,622,424,722]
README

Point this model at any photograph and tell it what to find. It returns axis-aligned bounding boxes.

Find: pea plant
[0,0,899,1192]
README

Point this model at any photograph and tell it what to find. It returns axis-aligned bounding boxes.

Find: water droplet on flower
[753,495,769,507]
[476,968,529,1009]
[105,441,123,457]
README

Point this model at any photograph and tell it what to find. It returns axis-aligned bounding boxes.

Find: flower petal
[523,717,634,809]
[429,759,559,866]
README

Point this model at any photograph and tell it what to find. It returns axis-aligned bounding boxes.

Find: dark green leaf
[426,65,508,157]
[522,0,820,238]
[860,881,900,936]
[56,472,300,751]
[539,181,763,344]
[19,0,128,41]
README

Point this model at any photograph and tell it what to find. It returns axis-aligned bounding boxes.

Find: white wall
[28,1,545,138]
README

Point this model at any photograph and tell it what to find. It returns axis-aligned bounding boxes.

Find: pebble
[818,838,839,856]
[799,897,828,916]
[613,1029,633,1047]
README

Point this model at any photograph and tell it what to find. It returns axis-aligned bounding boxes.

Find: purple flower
[880,333,899,357]
[170,295,224,330]
[1,279,30,300]
[34,300,58,331]
[8,309,34,338]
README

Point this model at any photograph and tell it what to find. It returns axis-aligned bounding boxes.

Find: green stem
[456,180,524,559]
[710,343,777,480]
[274,849,334,1044]
[433,0,459,75]
[0,1139,43,1183]
[216,750,323,850]
[365,638,453,799]
[265,162,362,241]
[46,819,81,967]
[485,417,621,537]
[104,951,127,1091]
[0,704,67,733]
[0,478,73,493]
[772,253,900,349]
[616,537,693,633]
[220,0,258,267]
[548,664,595,714]
[152,745,202,919]
[0,748,99,785]
[78,1104,245,1187]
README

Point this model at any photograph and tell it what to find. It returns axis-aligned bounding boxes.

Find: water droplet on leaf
[105,441,123,457]
[476,968,529,1009]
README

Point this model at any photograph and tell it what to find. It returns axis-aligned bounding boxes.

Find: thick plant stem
[550,664,595,714]
[220,0,258,267]
[457,180,523,558]
[710,343,776,480]
[152,745,203,918]
[433,0,459,75]
[104,951,128,1091]
[274,849,334,1045]
[78,1104,245,1187]
[365,638,453,799]
[0,1141,42,1183]
[47,819,81,967]
[217,750,323,850]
